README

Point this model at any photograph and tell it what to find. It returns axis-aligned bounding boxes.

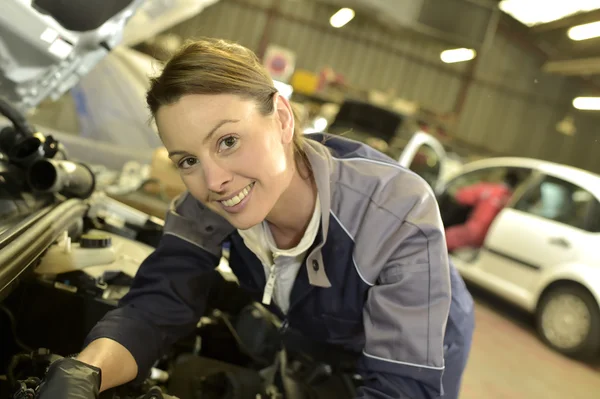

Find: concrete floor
[459,286,600,399]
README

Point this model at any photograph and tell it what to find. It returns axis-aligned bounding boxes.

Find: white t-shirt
[237,195,321,314]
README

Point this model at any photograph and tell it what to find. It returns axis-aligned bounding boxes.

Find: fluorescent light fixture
[499,0,600,26]
[330,8,355,28]
[568,21,600,41]
[440,48,476,64]
[273,80,293,100]
[573,97,600,110]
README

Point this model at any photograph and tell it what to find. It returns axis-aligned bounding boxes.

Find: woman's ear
[274,93,295,145]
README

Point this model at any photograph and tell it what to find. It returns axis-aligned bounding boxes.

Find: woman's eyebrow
[168,150,190,158]
[202,119,240,145]
[168,118,240,158]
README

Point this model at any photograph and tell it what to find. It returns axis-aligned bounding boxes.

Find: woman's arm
[82,233,221,385]
[353,173,452,399]
[77,338,138,392]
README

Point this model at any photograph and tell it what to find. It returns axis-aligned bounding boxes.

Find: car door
[481,173,598,298]
[398,132,447,191]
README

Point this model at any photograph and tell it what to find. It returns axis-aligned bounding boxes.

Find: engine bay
[0,96,253,398]
[0,106,358,398]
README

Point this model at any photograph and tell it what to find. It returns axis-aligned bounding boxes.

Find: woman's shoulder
[328,150,445,285]
[330,149,436,221]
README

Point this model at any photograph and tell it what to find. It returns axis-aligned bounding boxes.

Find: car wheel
[536,285,600,360]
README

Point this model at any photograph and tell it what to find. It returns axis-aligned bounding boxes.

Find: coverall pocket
[322,314,363,343]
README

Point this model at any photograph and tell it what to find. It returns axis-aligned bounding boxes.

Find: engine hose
[7,353,32,388]
[213,310,271,366]
[0,97,35,138]
[0,305,32,353]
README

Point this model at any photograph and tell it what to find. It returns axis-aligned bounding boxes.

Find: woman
[38,39,475,399]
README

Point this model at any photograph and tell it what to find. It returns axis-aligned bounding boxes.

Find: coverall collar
[301,138,333,288]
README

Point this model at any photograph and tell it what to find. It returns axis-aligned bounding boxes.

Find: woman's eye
[178,157,198,169]
[218,136,238,152]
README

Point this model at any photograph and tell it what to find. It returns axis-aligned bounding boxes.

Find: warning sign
[263,45,296,83]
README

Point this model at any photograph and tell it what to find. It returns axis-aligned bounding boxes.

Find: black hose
[0,97,35,137]
[0,305,32,353]
[6,353,32,389]
[9,137,45,168]
[212,311,271,366]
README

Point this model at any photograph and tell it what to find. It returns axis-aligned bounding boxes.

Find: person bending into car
[445,171,520,252]
[37,39,474,399]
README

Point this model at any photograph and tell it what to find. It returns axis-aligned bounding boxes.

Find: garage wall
[171,0,600,173]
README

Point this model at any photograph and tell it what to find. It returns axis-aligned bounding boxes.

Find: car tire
[536,285,600,360]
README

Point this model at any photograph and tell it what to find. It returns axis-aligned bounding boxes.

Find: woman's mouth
[219,182,255,211]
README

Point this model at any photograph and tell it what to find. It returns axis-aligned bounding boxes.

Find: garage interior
[2,1,600,398]
[160,0,600,172]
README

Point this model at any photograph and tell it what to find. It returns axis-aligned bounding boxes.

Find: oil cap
[80,233,112,249]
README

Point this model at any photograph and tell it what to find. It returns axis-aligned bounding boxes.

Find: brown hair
[146,38,310,177]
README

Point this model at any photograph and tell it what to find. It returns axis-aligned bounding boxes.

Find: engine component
[28,159,96,199]
[88,192,163,229]
[9,137,45,168]
[80,232,113,249]
[0,198,87,300]
[0,98,35,139]
[9,135,66,167]
[8,353,179,399]
[0,127,21,156]
[33,0,137,32]
[34,229,153,277]
[0,1,145,111]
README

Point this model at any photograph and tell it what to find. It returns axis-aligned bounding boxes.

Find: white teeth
[221,183,253,207]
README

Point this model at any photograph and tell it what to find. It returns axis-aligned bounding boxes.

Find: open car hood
[0,0,218,112]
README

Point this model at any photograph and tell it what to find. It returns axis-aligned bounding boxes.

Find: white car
[399,132,600,360]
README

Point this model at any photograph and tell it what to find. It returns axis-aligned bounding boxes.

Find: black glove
[36,357,101,398]
[138,386,180,399]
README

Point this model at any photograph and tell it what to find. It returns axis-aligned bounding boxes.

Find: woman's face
[156,93,295,230]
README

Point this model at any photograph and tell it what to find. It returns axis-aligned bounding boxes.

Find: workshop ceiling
[316,0,600,80]
[315,0,499,50]
[530,9,600,78]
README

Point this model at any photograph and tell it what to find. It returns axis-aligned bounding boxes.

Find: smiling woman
[146,39,314,234]
[36,38,475,399]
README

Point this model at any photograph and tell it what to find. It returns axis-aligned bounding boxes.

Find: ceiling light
[440,48,476,64]
[499,0,600,27]
[573,97,600,110]
[330,8,355,28]
[568,21,600,41]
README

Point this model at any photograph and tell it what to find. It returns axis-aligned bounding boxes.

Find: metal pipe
[28,159,95,199]
[0,199,88,298]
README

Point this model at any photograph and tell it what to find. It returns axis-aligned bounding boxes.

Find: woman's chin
[227,214,263,230]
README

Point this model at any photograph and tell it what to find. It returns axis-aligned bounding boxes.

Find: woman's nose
[202,159,232,193]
